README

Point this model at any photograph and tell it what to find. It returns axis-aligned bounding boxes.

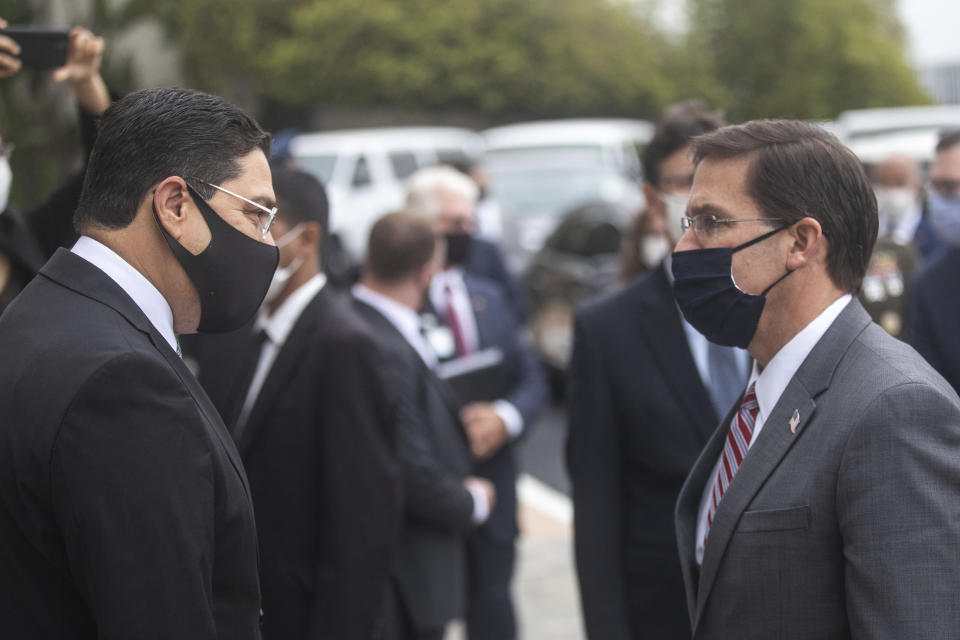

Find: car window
[352,155,372,187]
[436,148,470,168]
[389,152,419,179]
[297,154,338,184]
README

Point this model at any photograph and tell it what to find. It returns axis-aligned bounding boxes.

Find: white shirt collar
[352,283,437,367]
[255,274,326,346]
[750,293,852,424]
[71,235,178,353]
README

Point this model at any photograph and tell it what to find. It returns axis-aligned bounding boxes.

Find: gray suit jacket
[675,298,960,639]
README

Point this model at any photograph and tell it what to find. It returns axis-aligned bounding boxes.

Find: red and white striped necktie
[703,381,758,547]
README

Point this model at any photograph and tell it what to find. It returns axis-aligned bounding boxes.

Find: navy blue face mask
[671,226,791,348]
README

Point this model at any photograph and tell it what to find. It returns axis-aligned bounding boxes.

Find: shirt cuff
[493,399,524,439]
[467,484,491,525]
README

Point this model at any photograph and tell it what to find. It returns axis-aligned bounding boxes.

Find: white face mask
[0,157,12,214]
[262,224,306,305]
[661,193,689,243]
[640,234,671,269]
[874,187,915,228]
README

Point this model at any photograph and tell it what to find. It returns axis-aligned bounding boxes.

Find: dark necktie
[444,284,470,357]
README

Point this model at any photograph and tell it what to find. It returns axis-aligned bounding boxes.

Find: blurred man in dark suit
[0,22,111,315]
[353,212,495,640]
[188,167,403,639]
[406,166,547,640]
[566,101,748,640]
[0,87,274,638]
[911,130,960,396]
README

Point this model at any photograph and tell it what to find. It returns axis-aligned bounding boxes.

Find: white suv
[289,127,484,261]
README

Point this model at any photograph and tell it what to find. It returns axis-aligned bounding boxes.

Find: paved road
[448,402,585,640]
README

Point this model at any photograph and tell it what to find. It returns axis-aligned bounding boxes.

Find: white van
[289,127,484,260]
[481,119,653,271]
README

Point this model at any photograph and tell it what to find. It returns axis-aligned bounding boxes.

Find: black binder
[434,348,508,405]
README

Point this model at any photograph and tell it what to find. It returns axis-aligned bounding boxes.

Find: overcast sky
[898,0,960,66]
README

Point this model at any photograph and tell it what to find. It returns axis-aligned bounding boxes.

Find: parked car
[481,119,652,273]
[835,105,960,168]
[522,201,629,394]
[289,126,484,264]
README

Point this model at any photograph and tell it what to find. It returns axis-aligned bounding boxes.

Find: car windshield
[297,154,338,184]
[488,166,635,219]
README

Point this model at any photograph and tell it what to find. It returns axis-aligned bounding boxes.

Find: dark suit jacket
[566,265,718,640]
[353,296,476,631]
[190,286,403,639]
[441,274,547,543]
[676,299,960,639]
[465,238,527,323]
[0,249,261,639]
[0,106,99,314]
[910,246,960,396]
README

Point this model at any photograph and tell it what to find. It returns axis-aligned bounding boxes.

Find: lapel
[235,288,325,456]
[356,296,464,423]
[462,274,492,348]
[638,266,719,439]
[40,249,252,497]
[690,299,872,631]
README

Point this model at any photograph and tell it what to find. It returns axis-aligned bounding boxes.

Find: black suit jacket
[566,265,718,640]
[352,296,476,631]
[190,286,403,639]
[910,246,960,396]
[433,274,547,543]
[465,238,527,323]
[0,249,261,639]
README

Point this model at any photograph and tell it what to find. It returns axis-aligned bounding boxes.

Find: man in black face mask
[672,120,960,639]
[405,166,547,640]
[0,87,276,639]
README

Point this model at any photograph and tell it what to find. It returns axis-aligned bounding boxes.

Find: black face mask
[155,183,279,333]
[445,232,473,266]
[671,226,791,348]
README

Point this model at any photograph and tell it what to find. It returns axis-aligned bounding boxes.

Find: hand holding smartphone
[0,25,69,70]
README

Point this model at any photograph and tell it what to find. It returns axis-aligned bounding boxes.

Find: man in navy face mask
[672,120,960,640]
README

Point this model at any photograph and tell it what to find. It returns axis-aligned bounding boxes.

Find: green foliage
[688,0,929,121]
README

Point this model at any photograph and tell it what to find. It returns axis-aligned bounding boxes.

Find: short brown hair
[691,120,877,292]
[365,212,437,284]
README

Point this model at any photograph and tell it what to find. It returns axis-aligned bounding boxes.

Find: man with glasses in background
[566,101,748,640]
[910,130,960,396]
[0,87,278,639]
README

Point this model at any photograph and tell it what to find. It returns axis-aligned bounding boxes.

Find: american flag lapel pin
[789,409,800,434]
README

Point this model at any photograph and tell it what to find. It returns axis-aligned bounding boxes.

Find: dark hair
[271,167,329,231]
[642,99,725,188]
[74,87,271,231]
[365,212,437,284]
[936,129,960,154]
[691,120,877,292]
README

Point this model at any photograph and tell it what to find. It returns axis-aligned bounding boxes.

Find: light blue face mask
[927,188,960,247]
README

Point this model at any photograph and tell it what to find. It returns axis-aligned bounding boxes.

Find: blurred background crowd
[1,0,959,639]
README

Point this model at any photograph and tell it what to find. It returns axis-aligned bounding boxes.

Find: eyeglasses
[681,214,782,238]
[191,179,278,239]
[931,179,960,197]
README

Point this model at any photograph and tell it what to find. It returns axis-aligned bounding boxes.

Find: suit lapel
[235,290,323,456]
[40,249,253,497]
[639,267,719,439]
[690,299,872,630]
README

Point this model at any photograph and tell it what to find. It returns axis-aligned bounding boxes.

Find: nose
[674,227,700,252]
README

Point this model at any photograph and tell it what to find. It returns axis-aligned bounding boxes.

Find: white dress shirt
[71,235,178,354]
[429,268,524,439]
[353,282,490,524]
[235,274,327,430]
[694,293,853,565]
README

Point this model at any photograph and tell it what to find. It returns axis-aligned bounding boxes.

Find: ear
[153,177,211,255]
[299,221,323,250]
[785,216,824,271]
[642,181,663,216]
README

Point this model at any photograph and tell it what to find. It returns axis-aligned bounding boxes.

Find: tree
[688,0,929,121]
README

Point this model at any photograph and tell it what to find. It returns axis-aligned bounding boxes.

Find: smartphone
[0,26,69,70]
